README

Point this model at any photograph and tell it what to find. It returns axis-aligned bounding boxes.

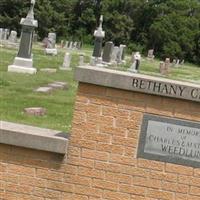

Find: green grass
[0,44,199,132]
[0,46,80,132]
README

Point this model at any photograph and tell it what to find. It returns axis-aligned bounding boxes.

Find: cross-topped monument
[91,15,105,64]
[8,0,38,74]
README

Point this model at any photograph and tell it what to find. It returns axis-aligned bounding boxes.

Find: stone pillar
[8,0,38,74]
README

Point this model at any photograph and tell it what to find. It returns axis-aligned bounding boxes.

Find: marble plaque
[137,114,200,168]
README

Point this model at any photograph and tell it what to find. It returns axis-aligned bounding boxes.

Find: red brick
[36,169,64,181]
[147,188,174,200]
[119,184,146,196]
[74,185,102,198]
[78,167,105,179]
[165,163,193,175]
[82,149,109,162]
[7,164,35,176]
[103,190,130,200]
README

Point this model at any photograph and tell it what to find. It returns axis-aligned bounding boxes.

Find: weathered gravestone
[64,41,69,49]
[118,44,126,64]
[24,107,46,116]
[0,28,3,40]
[60,52,72,70]
[79,53,85,66]
[147,49,155,60]
[8,0,38,74]
[8,30,17,43]
[3,29,9,40]
[102,41,114,63]
[128,51,141,73]
[45,32,57,55]
[111,46,119,64]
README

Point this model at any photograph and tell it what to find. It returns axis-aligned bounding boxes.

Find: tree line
[0,0,199,65]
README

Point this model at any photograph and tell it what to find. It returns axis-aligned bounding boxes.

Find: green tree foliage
[0,0,199,65]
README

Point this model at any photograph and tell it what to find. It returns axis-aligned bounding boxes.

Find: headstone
[147,49,155,60]
[40,68,57,73]
[4,29,9,40]
[172,59,177,67]
[60,40,64,48]
[33,33,38,42]
[111,46,119,63]
[47,32,56,49]
[60,52,72,70]
[79,53,85,66]
[45,48,57,56]
[159,61,170,75]
[165,58,171,70]
[118,44,126,63]
[116,48,122,64]
[48,83,66,90]
[64,41,69,49]
[42,37,48,48]
[77,42,82,49]
[92,15,105,64]
[128,52,141,73]
[102,41,114,63]
[69,41,73,49]
[176,59,180,65]
[53,81,68,88]
[8,0,38,74]
[45,32,57,55]
[0,28,4,40]
[180,59,185,65]
[35,87,53,93]
[73,41,78,49]
[8,30,17,43]
[159,62,166,75]
[24,107,46,116]
[121,45,127,61]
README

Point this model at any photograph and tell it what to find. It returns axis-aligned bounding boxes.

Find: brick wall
[0,82,200,200]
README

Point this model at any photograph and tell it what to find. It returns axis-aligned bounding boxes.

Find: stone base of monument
[45,48,58,56]
[8,57,37,74]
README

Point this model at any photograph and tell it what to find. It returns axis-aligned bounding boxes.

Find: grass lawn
[0,44,199,132]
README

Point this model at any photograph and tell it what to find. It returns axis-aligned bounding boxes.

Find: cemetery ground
[0,44,200,132]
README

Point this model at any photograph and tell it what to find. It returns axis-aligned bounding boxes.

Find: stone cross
[92,15,105,59]
[8,0,38,74]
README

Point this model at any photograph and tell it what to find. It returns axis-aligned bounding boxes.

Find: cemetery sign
[138,114,200,168]
[75,66,200,103]
[132,78,200,101]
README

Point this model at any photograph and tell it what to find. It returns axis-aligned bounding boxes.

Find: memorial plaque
[137,114,200,168]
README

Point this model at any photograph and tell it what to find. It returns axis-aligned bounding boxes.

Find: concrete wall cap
[74,66,200,103]
[0,121,68,154]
